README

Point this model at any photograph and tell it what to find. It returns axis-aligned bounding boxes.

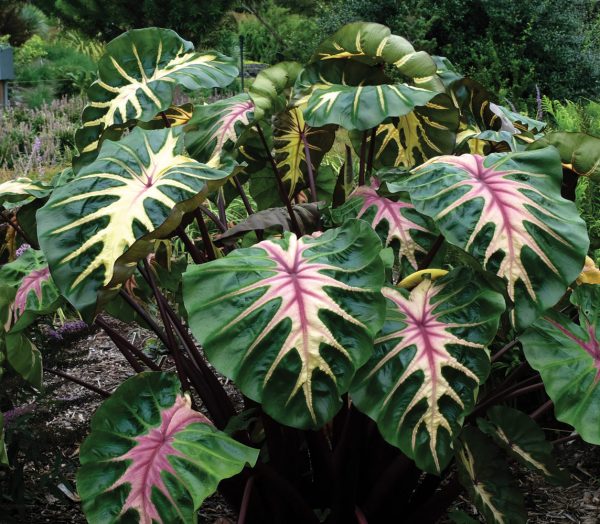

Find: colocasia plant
[1,22,600,524]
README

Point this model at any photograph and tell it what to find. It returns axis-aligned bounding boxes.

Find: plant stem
[118,289,170,350]
[141,260,191,391]
[45,368,110,398]
[301,133,318,203]
[530,399,553,420]
[96,317,160,371]
[552,433,579,445]
[237,475,255,524]
[160,111,171,128]
[501,382,545,401]
[491,339,519,362]
[366,127,377,179]
[255,123,301,236]
[417,234,444,270]
[358,131,368,186]
[217,190,228,230]
[176,225,204,264]
[197,204,227,233]
[193,208,217,261]
[233,175,254,215]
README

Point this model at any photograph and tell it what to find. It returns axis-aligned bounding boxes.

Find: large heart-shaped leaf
[75,27,237,169]
[332,181,437,275]
[78,372,258,523]
[38,127,232,321]
[185,94,255,164]
[521,284,600,444]
[351,269,504,473]
[477,406,568,484]
[183,220,386,429]
[396,149,589,330]
[456,427,526,524]
[249,62,303,121]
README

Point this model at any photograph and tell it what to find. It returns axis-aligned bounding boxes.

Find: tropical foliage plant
[1,21,600,524]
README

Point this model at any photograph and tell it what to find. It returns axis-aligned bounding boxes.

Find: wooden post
[0,81,7,109]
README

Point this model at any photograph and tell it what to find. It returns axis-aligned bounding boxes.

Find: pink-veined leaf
[351,268,504,473]
[521,284,600,444]
[332,179,437,275]
[183,220,386,429]
[185,93,255,164]
[395,148,589,330]
[77,372,258,524]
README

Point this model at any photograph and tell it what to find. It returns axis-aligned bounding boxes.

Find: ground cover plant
[1,21,600,523]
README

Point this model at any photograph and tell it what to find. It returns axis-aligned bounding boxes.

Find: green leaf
[249,62,303,121]
[396,148,589,331]
[351,268,504,474]
[0,177,52,208]
[521,284,600,444]
[183,220,386,429]
[477,406,568,484]
[78,372,258,523]
[75,27,238,170]
[5,331,42,389]
[185,94,255,164]
[527,132,600,181]
[456,427,526,524]
[38,127,232,321]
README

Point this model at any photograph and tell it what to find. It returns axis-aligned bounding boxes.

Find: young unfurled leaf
[78,372,258,524]
[185,94,255,164]
[75,27,237,169]
[183,220,386,429]
[521,284,600,444]
[351,268,504,473]
[332,181,437,275]
[477,406,568,484]
[397,148,589,330]
[38,127,232,321]
[456,427,526,524]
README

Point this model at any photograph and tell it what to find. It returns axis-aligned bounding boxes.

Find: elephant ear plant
[0,22,599,524]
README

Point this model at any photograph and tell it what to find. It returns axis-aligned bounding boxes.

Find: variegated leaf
[521,284,600,444]
[249,62,303,121]
[78,372,258,524]
[351,268,504,473]
[332,180,437,275]
[273,106,336,198]
[0,177,52,207]
[183,220,386,429]
[38,127,232,321]
[397,149,589,330]
[74,28,237,170]
[477,406,568,484]
[456,427,526,524]
[185,94,255,164]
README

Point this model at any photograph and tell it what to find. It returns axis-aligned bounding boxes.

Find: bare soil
[0,319,598,524]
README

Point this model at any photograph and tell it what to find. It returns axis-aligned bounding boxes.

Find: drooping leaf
[456,427,526,524]
[185,94,255,164]
[521,284,600,444]
[78,372,258,524]
[527,132,600,181]
[38,127,232,321]
[332,181,437,275]
[217,203,321,245]
[183,220,386,429]
[396,149,589,330]
[477,406,568,484]
[273,107,336,198]
[249,62,303,121]
[5,331,42,389]
[351,269,504,473]
[0,177,52,207]
[74,27,238,170]
[312,22,441,90]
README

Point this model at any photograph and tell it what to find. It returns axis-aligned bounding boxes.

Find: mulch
[0,319,598,523]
